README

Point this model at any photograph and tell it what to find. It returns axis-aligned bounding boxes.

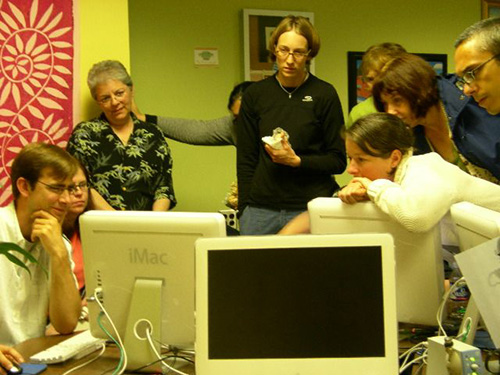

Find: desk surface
[15,329,431,375]
[15,334,195,374]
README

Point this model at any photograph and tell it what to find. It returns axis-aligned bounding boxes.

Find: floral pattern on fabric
[0,0,74,206]
[67,114,176,211]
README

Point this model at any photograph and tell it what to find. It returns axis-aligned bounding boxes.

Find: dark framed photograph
[482,0,500,18]
[347,52,448,111]
[243,9,315,82]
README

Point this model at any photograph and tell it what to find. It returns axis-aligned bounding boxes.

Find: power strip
[427,336,485,375]
[219,209,238,230]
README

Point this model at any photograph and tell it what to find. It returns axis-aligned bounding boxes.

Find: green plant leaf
[0,242,38,262]
[0,242,48,277]
[0,250,32,276]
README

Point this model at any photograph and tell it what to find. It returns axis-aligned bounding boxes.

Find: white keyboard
[30,330,106,364]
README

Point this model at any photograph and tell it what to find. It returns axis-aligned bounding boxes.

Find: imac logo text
[128,248,168,265]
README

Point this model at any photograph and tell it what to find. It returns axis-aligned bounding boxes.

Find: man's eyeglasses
[38,181,89,195]
[97,89,127,105]
[275,46,310,61]
[455,54,500,91]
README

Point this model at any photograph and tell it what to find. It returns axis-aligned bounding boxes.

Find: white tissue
[262,127,289,150]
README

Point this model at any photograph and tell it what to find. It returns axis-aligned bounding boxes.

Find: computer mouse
[1,362,23,375]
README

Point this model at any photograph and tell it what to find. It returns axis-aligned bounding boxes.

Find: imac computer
[195,233,399,375]
[80,210,226,372]
[308,197,445,326]
[450,201,500,251]
[450,202,500,347]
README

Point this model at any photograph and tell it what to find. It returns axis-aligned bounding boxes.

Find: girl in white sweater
[281,112,500,234]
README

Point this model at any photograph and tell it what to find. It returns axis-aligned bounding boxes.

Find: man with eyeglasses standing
[0,143,81,355]
[448,17,500,183]
[237,15,346,235]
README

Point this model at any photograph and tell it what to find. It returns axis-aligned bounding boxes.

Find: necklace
[276,72,309,98]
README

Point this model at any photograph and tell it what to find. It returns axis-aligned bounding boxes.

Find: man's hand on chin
[30,210,67,258]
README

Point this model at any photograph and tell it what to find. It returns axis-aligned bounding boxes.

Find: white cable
[93,288,128,374]
[60,343,106,375]
[399,342,428,372]
[399,341,427,360]
[436,276,467,336]
[145,328,190,375]
[399,353,428,374]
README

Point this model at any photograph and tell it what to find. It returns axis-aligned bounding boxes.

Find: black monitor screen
[207,246,385,359]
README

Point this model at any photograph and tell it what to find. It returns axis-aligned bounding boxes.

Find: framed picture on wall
[243,9,314,82]
[482,0,500,18]
[347,52,448,111]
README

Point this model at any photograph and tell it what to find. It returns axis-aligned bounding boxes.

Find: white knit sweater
[367,153,500,232]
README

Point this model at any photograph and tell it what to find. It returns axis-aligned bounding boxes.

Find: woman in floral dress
[67,60,176,211]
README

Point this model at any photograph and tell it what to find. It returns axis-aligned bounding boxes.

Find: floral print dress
[67,113,176,210]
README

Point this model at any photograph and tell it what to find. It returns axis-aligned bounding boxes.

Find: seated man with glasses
[0,143,82,354]
[450,17,500,184]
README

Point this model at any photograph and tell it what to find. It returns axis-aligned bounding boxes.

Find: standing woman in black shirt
[236,15,346,235]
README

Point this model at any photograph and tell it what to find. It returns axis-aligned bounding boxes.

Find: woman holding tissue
[236,15,346,235]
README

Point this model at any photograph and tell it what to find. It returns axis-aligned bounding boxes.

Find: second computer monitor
[451,202,500,347]
[450,201,500,251]
[308,197,444,326]
[80,210,227,371]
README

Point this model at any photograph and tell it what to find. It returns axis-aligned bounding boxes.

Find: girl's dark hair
[372,53,440,119]
[227,81,254,111]
[346,113,414,157]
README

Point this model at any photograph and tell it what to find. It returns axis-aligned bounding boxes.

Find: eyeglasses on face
[275,46,310,60]
[96,88,127,105]
[37,180,89,195]
[455,54,500,91]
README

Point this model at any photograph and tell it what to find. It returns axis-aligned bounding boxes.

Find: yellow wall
[128,0,481,212]
[76,0,130,124]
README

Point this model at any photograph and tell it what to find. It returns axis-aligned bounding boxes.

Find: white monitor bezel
[195,233,398,375]
[308,197,445,326]
[450,202,500,348]
[80,210,226,370]
[450,201,500,251]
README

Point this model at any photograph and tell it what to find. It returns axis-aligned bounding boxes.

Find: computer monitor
[80,210,226,372]
[308,197,445,326]
[195,233,399,375]
[450,202,500,347]
[455,237,500,349]
[450,201,500,251]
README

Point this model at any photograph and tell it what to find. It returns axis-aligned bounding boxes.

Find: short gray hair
[87,60,133,99]
[455,17,500,57]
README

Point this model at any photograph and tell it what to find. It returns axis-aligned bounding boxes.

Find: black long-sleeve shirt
[237,74,346,211]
